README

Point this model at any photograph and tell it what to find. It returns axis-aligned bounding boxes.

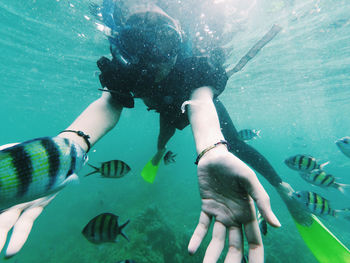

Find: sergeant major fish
[299,169,350,194]
[163,150,177,165]
[0,136,87,211]
[284,154,329,172]
[237,129,261,141]
[82,213,129,244]
[336,136,350,158]
[85,160,131,178]
[292,191,350,217]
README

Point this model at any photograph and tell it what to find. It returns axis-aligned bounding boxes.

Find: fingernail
[271,212,281,227]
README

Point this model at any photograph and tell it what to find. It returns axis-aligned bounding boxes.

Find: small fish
[0,136,87,211]
[85,160,131,178]
[284,154,329,172]
[336,136,350,158]
[300,169,350,194]
[292,191,349,217]
[115,260,137,263]
[82,213,129,244]
[163,150,177,165]
[238,129,261,141]
[257,210,267,236]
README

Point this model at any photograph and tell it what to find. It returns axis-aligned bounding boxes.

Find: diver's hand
[188,148,281,263]
[0,193,57,258]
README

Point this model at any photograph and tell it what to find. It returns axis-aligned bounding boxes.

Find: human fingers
[245,176,281,228]
[5,206,44,258]
[0,208,22,254]
[224,226,244,263]
[203,221,226,263]
[188,212,211,255]
[243,216,264,263]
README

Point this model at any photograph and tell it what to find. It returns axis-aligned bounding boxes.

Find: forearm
[187,87,225,154]
[58,93,123,152]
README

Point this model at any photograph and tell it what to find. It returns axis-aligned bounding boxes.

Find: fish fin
[319,161,330,169]
[255,129,261,138]
[84,164,100,177]
[63,173,79,185]
[333,183,350,195]
[334,208,350,219]
[241,254,249,263]
[119,220,130,242]
[0,142,19,151]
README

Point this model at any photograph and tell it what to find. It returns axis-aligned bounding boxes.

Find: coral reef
[109,204,205,263]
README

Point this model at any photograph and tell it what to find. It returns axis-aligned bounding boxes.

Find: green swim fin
[294,215,350,263]
[141,159,161,184]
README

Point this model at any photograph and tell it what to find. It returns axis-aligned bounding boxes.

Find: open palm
[188,148,281,263]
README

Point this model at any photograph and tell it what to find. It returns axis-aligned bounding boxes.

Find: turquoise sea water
[0,0,350,262]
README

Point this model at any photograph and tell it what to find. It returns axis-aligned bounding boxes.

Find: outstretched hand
[188,147,281,263]
[0,194,57,258]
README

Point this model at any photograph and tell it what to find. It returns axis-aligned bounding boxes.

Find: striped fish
[336,136,350,158]
[292,191,338,217]
[82,213,129,244]
[257,210,267,236]
[85,160,131,178]
[163,150,176,165]
[0,136,87,211]
[237,129,261,141]
[284,154,329,172]
[299,169,350,194]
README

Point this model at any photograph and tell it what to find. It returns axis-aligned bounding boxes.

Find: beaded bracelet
[59,130,91,153]
[195,140,228,165]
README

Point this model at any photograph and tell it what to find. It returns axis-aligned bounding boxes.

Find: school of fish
[284,135,350,218]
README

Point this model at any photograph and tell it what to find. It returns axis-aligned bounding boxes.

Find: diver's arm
[58,92,123,151]
[187,87,225,153]
[186,86,280,262]
[0,93,123,258]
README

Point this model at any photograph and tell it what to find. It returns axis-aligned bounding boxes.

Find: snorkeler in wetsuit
[101,1,310,225]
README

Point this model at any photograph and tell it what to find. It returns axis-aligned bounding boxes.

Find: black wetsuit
[97,54,282,186]
[214,99,282,186]
[97,55,227,130]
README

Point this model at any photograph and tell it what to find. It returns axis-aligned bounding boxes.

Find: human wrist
[195,140,228,165]
[58,131,90,153]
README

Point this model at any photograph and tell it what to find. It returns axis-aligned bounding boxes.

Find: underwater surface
[0,0,350,262]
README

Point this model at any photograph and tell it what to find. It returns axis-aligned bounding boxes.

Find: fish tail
[334,208,350,219]
[84,164,99,177]
[256,129,261,138]
[333,182,350,195]
[119,219,130,242]
[319,161,330,170]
